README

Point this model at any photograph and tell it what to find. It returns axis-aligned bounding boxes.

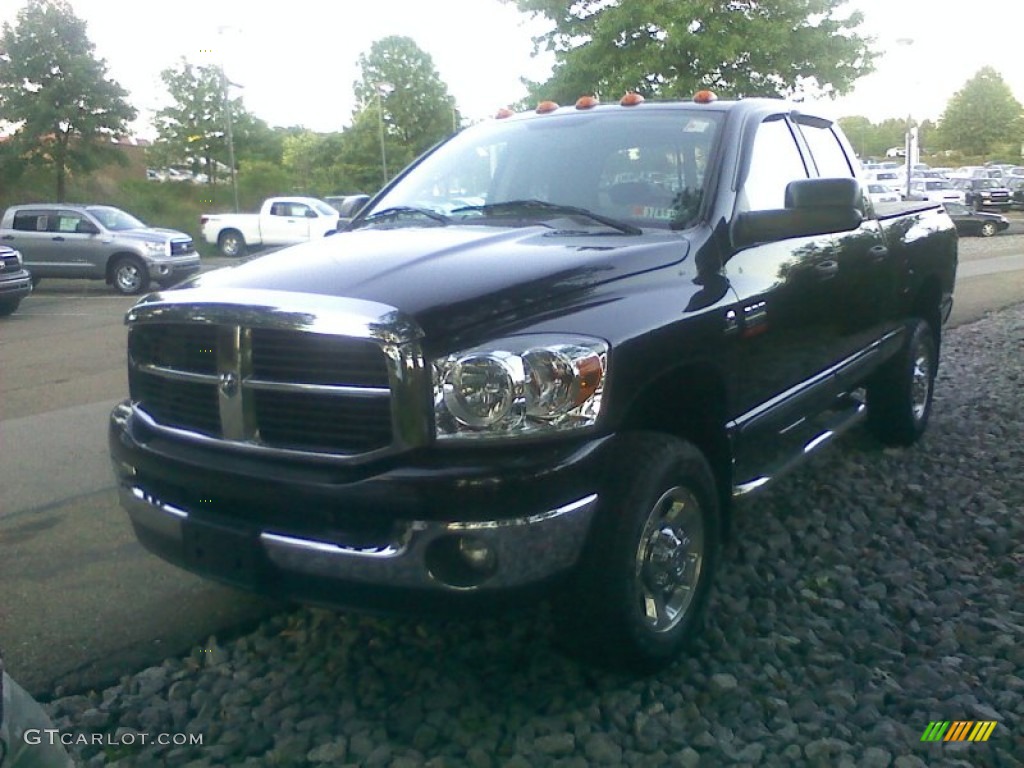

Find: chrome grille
[124,289,428,462]
[170,239,194,256]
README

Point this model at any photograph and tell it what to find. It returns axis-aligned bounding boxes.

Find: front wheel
[555,433,720,672]
[866,318,937,446]
[110,256,149,295]
[0,298,22,317]
[979,221,998,237]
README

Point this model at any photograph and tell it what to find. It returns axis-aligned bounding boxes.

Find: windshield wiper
[356,206,451,228]
[449,199,642,235]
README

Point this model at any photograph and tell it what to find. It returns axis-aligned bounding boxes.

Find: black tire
[866,318,937,446]
[979,221,998,237]
[110,255,149,295]
[0,298,22,317]
[555,433,720,673]
[218,229,246,257]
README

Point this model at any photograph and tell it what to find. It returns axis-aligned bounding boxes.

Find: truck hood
[114,228,191,244]
[180,225,692,341]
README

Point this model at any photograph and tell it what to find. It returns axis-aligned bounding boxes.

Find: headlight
[12,249,23,266]
[143,241,169,256]
[433,335,607,440]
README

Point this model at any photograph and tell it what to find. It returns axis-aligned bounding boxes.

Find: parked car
[110,95,957,671]
[1004,177,1024,210]
[866,170,902,191]
[0,245,33,316]
[943,202,1009,237]
[0,204,200,295]
[906,179,965,204]
[200,197,341,257]
[951,178,1012,211]
[867,183,901,205]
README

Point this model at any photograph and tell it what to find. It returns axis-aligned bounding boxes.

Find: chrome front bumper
[119,485,598,592]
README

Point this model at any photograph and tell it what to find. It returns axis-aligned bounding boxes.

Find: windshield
[86,206,146,231]
[365,108,722,231]
[926,181,952,190]
[976,179,1000,189]
[312,200,338,216]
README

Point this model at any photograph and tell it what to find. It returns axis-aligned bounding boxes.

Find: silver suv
[0,204,201,294]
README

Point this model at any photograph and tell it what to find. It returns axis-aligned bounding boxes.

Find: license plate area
[182,520,265,586]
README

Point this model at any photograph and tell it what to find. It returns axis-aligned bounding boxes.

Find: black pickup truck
[109,95,957,670]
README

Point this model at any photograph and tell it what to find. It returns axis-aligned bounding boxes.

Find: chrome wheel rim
[910,336,933,421]
[981,222,996,237]
[115,262,141,293]
[635,486,704,633]
[222,236,240,256]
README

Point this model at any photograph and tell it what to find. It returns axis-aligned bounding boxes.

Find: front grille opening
[131,372,220,436]
[130,324,218,374]
[251,328,389,387]
[254,390,392,454]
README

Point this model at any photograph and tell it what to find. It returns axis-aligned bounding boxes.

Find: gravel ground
[42,302,1024,768]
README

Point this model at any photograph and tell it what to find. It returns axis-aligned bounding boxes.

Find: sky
[1,0,1022,136]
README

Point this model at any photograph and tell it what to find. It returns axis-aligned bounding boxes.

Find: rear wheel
[110,256,149,295]
[979,221,998,237]
[218,230,246,257]
[866,318,937,446]
[555,433,719,672]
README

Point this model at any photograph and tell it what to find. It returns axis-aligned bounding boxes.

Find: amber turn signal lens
[536,100,560,114]
[575,95,599,109]
[693,90,718,103]
[620,92,645,106]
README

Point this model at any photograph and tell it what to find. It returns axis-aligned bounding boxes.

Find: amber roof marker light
[620,92,645,107]
[495,108,514,119]
[693,90,718,104]
[575,95,599,110]
[536,101,560,114]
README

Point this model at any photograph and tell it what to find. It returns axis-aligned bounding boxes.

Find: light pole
[895,38,918,199]
[376,86,387,187]
[217,25,240,213]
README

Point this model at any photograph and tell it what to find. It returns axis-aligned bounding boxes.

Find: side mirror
[732,177,864,250]
[341,194,371,218]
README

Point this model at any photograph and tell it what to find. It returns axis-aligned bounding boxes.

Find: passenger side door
[723,114,847,490]
[47,210,109,277]
[794,117,898,370]
[262,202,312,246]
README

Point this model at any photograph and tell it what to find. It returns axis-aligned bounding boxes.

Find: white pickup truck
[200,197,341,256]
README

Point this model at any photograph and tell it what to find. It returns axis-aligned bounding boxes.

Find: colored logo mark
[921,721,997,742]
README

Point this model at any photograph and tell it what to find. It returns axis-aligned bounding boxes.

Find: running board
[732,394,867,499]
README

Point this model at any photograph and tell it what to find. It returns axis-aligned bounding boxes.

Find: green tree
[152,58,259,184]
[336,107,414,192]
[503,0,875,105]
[353,36,460,161]
[935,67,1023,158]
[0,0,136,200]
